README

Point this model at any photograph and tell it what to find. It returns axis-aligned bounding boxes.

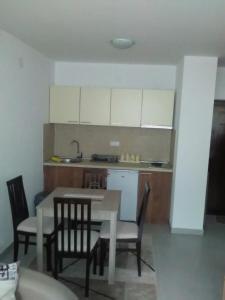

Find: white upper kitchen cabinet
[141,89,175,128]
[49,86,80,124]
[80,87,111,125]
[111,89,142,127]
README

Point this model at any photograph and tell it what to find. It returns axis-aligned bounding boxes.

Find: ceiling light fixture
[110,38,135,49]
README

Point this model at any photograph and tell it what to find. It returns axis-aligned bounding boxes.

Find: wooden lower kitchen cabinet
[44,166,172,224]
[44,166,84,192]
[44,166,107,193]
[138,171,172,223]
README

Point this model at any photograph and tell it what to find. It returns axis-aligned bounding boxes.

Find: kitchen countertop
[43,160,173,173]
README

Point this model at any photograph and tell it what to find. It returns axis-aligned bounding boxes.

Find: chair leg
[59,258,63,273]
[99,239,106,276]
[85,257,91,297]
[24,235,29,254]
[53,250,58,279]
[13,236,19,262]
[93,248,97,275]
[136,242,141,277]
[46,237,52,271]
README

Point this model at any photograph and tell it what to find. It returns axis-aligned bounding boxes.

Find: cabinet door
[44,166,84,192]
[80,87,110,125]
[111,89,142,127]
[49,86,80,124]
[141,90,175,128]
[138,171,172,223]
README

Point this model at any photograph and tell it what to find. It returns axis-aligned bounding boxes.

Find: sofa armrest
[16,268,77,300]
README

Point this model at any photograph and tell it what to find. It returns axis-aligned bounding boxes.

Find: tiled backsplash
[44,124,173,162]
[43,124,54,161]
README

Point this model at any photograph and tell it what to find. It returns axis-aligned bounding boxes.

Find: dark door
[207,100,225,215]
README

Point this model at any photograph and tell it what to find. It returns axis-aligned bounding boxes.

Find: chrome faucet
[71,139,82,158]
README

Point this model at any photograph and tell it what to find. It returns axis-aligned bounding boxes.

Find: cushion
[16,267,77,300]
[17,217,54,235]
[58,230,99,252]
[100,220,138,239]
[0,262,18,300]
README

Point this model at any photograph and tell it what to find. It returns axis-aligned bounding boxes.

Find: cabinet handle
[139,172,152,175]
[141,124,172,129]
[111,122,123,126]
[67,121,78,123]
[80,121,91,124]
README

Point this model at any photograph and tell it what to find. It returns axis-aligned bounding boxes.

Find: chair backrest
[54,197,92,256]
[137,182,151,240]
[6,175,29,232]
[83,171,106,189]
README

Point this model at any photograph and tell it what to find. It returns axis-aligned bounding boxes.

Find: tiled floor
[1,217,225,300]
[0,232,156,300]
[151,216,225,300]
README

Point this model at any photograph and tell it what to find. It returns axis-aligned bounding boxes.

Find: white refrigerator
[107,169,138,221]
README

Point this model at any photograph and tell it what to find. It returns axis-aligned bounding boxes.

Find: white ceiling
[0,0,225,65]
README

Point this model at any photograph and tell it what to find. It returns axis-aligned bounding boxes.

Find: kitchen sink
[60,157,83,163]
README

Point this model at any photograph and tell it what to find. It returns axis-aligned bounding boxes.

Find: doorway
[206,100,225,215]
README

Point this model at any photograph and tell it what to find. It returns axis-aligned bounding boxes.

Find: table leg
[37,207,43,272]
[108,212,117,284]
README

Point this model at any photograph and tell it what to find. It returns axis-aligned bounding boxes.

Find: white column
[170,56,218,233]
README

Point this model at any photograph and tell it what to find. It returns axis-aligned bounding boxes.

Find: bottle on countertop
[135,154,140,163]
[130,154,135,161]
[120,153,125,161]
[120,153,140,163]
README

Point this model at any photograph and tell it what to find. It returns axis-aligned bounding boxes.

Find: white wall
[0,30,54,253]
[171,56,218,232]
[215,67,225,100]
[54,62,176,89]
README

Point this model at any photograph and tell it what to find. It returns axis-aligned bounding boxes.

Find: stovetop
[91,154,119,163]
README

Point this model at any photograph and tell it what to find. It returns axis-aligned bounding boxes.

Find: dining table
[36,187,121,284]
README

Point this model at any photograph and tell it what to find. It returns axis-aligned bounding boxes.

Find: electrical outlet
[110,141,120,147]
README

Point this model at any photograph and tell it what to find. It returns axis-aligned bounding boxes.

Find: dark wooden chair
[99,182,151,276]
[83,169,107,189]
[7,175,54,270]
[53,197,99,297]
[83,169,107,230]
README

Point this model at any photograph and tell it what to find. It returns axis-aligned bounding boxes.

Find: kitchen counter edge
[43,161,173,173]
